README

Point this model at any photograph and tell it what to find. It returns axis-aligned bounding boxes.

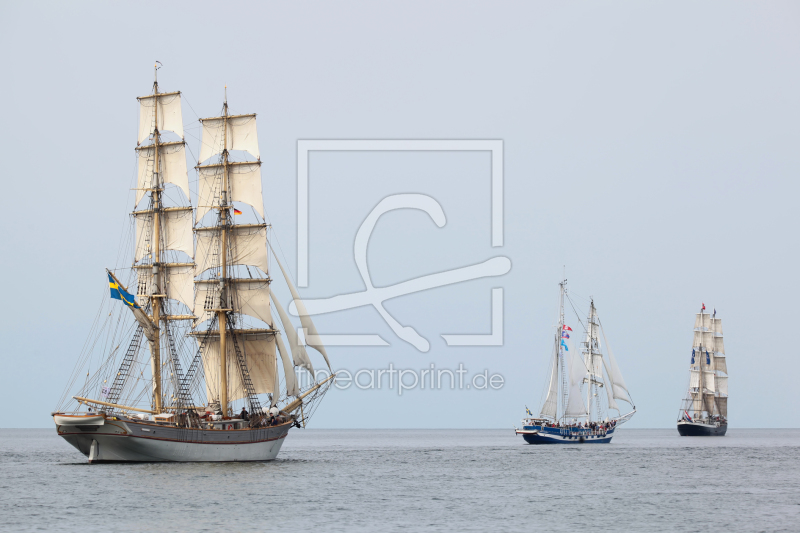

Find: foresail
[275,332,299,396]
[605,377,620,411]
[269,287,315,374]
[137,92,183,144]
[271,249,332,371]
[600,325,631,402]
[539,350,559,418]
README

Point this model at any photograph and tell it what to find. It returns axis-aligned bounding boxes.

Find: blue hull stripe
[519,425,616,445]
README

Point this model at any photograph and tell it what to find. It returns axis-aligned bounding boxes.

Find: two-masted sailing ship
[677,305,728,436]
[52,70,334,462]
[516,280,636,444]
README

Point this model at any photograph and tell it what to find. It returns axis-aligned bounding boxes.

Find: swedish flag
[526,407,533,416]
[108,273,140,309]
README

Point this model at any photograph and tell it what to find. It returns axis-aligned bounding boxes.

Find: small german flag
[233,208,243,215]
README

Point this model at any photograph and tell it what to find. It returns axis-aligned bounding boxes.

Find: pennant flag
[109,274,140,309]
[562,325,573,332]
[713,308,717,318]
[233,208,243,215]
[562,332,570,339]
[691,349,695,364]
[560,339,569,351]
[702,303,706,310]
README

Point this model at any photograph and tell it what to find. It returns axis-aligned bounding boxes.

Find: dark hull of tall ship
[677,421,727,436]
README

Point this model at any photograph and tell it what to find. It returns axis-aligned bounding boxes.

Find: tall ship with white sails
[52,68,334,462]
[677,305,728,436]
[516,280,635,444]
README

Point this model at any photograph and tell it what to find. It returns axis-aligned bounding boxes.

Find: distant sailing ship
[52,67,334,462]
[516,280,636,444]
[677,305,728,436]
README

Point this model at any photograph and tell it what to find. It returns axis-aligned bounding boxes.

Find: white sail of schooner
[52,68,335,463]
[516,279,635,444]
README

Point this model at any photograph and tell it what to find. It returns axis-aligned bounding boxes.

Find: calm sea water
[1,428,798,532]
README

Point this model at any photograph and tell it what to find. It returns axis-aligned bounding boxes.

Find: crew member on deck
[240,407,249,421]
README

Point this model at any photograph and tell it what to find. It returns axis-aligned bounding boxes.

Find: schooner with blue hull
[516,280,635,444]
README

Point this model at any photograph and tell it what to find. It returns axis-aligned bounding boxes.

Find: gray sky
[1,1,798,428]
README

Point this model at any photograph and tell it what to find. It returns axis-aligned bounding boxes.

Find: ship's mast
[557,280,568,421]
[697,306,707,420]
[218,87,229,416]
[150,64,162,413]
[585,301,594,423]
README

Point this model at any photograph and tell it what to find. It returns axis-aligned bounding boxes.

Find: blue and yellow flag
[526,407,533,416]
[108,273,140,309]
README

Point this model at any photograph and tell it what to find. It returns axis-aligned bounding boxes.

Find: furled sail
[272,250,332,370]
[199,331,276,402]
[194,278,272,326]
[136,142,190,205]
[195,224,269,275]
[196,162,264,221]
[134,207,194,262]
[198,114,259,163]
[539,350,559,418]
[137,92,183,144]
[269,288,314,374]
